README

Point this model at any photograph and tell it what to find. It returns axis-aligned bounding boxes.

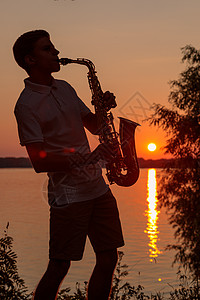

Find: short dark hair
[13,30,50,71]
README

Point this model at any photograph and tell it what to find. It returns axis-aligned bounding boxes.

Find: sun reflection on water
[144,168,162,261]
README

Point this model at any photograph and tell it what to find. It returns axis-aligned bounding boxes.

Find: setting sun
[147,143,157,152]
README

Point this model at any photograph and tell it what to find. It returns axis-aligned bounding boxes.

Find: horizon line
[0,156,171,161]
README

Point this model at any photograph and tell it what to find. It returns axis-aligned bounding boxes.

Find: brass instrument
[59,58,140,187]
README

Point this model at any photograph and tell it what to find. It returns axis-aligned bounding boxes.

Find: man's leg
[33,259,70,300]
[87,248,118,300]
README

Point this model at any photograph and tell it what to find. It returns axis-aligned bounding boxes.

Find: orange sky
[1,0,200,159]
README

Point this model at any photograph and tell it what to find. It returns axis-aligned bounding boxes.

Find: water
[0,168,179,296]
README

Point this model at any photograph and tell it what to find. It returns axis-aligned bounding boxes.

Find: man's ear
[24,54,36,68]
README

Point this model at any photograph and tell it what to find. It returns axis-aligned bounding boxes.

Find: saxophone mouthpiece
[59,58,73,65]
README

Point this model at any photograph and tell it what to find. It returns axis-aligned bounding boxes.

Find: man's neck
[28,72,53,86]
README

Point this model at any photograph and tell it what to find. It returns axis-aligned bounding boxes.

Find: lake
[0,168,180,296]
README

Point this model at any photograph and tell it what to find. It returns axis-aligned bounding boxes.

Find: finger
[103,91,115,101]
[103,91,111,99]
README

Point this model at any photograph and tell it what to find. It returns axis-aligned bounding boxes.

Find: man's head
[13,30,60,75]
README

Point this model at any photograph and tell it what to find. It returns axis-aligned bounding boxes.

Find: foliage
[0,222,31,299]
[149,45,200,278]
[1,225,200,299]
[169,271,200,299]
[57,282,87,299]
[56,259,200,300]
[110,251,149,300]
[0,224,151,300]
[56,252,150,300]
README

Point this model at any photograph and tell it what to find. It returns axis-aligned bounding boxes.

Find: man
[13,30,124,300]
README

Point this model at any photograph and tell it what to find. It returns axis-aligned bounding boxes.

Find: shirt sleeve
[65,82,91,118]
[14,104,44,146]
[77,96,91,118]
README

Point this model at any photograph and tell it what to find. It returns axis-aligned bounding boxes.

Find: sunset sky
[1,0,200,159]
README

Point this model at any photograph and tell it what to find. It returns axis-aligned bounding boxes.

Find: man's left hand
[102,91,117,111]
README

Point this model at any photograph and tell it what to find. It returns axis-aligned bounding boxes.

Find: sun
[147,143,157,152]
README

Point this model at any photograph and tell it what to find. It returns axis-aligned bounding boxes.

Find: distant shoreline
[0,157,174,169]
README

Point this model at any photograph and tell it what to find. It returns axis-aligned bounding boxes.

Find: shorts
[49,189,124,261]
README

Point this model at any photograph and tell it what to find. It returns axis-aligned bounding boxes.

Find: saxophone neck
[59,57,95,70]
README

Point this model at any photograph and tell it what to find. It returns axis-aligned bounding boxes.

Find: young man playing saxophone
[13,30,124,300]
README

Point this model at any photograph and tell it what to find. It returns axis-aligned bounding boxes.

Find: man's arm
[26,142,114,173]
[25,92,116,173]
[82,112,99,135]
[26,142,71,173]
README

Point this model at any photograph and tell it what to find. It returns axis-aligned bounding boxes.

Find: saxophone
[59,58,140,187]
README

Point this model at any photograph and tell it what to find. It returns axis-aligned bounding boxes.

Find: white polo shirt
[14,78,108,206]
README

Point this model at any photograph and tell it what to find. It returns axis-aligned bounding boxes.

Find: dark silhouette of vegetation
[56,252,150,299]
[1,224,200,299]
[149,45,200,279]
[0,223,32,299]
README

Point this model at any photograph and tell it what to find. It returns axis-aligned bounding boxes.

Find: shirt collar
[24,77,57,94]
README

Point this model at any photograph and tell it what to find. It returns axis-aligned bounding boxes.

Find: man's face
[29,37,60,74]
